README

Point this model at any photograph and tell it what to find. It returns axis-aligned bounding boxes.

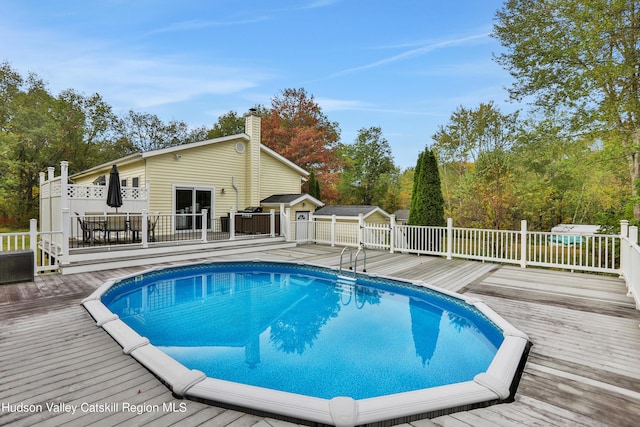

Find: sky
[0,0,514,170]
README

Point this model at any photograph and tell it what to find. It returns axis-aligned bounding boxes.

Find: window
[132,177,139,188]
[120,178,127,187]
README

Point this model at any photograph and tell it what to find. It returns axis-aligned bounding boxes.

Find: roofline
[261,194,324,208]
[313,206,391,220]
[69,153,143,180]
[141,133,248,159]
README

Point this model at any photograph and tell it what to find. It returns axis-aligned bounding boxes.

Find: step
[60,239,297,275]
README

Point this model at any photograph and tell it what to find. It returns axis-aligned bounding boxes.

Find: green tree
[408,149,445,226]
[432,102,519,226]
[337,126,398,208]
[493,0,640,219]
[207,110,245,139]
[307,168,321,200]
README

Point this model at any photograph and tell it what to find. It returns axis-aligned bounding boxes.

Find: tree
[408,149,445,226]
[432,103,519,226]
[115,110,191,152]
[207,110,245,139]
[337,126,398,207]
[261,88,342,202]
[308,168,321,200]
[493,0,640,219]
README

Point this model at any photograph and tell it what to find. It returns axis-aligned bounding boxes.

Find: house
[309,205,392,247]
[392,209,410,225]
[69,111,308,231]
[312,205,391,224]
[260,194,324,222]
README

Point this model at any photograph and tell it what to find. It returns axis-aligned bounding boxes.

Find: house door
[295,211,310,241]
[175,187,213,231]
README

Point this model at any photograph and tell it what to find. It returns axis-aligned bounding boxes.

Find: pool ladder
[339,246,367,276]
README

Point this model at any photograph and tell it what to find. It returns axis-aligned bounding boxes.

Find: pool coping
[81,259,529,427]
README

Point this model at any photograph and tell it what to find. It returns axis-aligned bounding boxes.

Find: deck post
[331,214,336,247]
[389,215,396,254]
[358,214,364,248]
[520,219,528,268]
[283,207,291,241]
[141,210,149,248]
[61,209,70,265]
[270,209,276,237]
[447,217,453,260]
[229,208,236,240]
[201,209,208,242]
[29,219,38,276]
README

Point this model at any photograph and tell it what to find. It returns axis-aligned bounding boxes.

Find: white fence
[294,216,625,275]
[293,216,640,312]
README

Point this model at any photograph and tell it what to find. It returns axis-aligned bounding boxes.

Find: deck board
[1,243,639,426]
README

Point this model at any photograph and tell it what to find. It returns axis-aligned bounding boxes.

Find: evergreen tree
[408,149,445,226]
[308,168,321,200]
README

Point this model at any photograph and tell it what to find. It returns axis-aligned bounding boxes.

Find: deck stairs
[60,237,297,275]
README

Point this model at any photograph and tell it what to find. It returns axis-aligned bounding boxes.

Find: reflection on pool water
[102,262,503,400]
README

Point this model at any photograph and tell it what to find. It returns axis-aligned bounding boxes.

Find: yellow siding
[259,152,303,199]
[117,162,146,189]
[71,160,145,188]
[146,138,248,218]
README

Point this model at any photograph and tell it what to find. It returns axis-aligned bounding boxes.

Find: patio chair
[75,212,92,243]
[106,213,127,242]
[128,213,142,242]
[75,212,105,243]
[148,213,159,242]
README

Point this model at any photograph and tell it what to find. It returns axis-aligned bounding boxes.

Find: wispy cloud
[328,32,491,78]
[0,25,272,112]
[317,97,447,118]
[147,16,269,35]
[302,0,342,9]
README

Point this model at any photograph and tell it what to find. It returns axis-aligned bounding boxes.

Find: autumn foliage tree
[260,88,341,201]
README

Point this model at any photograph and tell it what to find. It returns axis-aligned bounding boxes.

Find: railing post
[61,208,70,260]
[283,207,291,241]
[447,217,453,260]
[201,209,208,242]
[331,214,336,247]
[630,226,638,245]
[30,219,38,276]
[229,208,236,240]
[621,220,629,238]
[270,209,276,237]
[141,210,149,248]
[358,214,364,248]
[389,215,396,254]
[620,220,629,280]
[520,219,528,268]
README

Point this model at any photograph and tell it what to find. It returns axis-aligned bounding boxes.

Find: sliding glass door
[175,187,213,231]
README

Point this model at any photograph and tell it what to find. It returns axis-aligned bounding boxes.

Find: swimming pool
[83,260,529,427]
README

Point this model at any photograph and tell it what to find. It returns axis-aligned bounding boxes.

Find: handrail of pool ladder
[354,246,367,273]
[339,246,354,276]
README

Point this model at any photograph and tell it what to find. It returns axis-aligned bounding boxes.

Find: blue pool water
[102,262,504,400]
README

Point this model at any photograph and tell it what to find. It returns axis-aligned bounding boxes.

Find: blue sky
[0,0,513,169]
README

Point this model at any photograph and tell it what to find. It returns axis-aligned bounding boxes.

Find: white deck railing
[295,216,624,275]
[620,221,640,310]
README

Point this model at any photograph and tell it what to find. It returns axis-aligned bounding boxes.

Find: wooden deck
[1,244,639,426]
